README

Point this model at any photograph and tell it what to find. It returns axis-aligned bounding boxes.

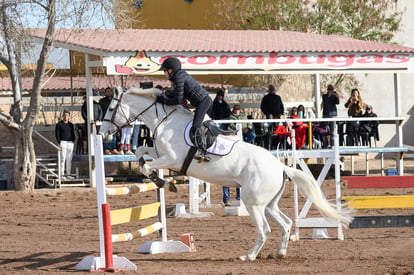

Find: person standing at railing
[321,84,340,147]
[99,88,119,154]
[55,110,75,179]
[344,88,365,146]
[260,85,284,149]
[212,89,231,130]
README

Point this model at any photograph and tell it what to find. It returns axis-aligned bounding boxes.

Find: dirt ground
[1,159,414,275]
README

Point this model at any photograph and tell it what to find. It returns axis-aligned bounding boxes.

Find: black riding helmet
[160,57,182,73]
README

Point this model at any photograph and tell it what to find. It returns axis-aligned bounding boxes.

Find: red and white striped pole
[101,203,115,272]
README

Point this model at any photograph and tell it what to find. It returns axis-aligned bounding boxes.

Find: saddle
[191,120,237,149]
[181,120,237,172]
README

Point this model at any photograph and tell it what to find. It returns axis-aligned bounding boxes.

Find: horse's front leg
[138,154,178,193]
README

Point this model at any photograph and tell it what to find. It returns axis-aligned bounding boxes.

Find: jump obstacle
[342,175,414,228]
[187,177,213,217]
[76,135,194,272]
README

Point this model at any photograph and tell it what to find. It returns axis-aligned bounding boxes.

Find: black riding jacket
[163,69,208,107]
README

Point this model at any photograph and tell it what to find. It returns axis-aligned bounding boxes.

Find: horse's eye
[109,107,114,111]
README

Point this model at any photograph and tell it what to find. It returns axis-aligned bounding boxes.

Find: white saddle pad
[184,122,239,156]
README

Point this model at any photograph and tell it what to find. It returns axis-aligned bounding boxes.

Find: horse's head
[98,86,162,140]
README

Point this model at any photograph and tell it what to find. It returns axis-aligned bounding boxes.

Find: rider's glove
[156,95,165,104]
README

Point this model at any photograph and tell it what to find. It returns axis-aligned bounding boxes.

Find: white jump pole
[76,134,136,271]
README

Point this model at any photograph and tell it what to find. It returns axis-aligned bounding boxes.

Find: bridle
[102,92,177,138]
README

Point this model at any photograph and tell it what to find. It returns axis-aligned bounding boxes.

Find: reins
[103,92,177,142]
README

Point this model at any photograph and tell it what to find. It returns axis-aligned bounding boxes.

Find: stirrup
[193,149,210,162]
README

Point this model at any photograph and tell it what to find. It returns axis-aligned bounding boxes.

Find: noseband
[102,93,176,137]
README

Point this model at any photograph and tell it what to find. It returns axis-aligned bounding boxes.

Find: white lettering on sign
[105,51,414,75]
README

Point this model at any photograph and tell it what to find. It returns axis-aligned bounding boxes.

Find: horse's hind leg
[239,204,270,261]
[265,200,292,258]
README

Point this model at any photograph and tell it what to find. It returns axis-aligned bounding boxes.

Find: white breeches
[120,127,133,145]
[60,141,74,175]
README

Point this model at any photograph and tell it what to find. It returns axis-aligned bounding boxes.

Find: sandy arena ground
[0,159,413,274]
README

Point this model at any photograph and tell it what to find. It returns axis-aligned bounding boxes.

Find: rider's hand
[156,95,164,104]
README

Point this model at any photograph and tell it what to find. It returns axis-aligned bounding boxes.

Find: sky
[21,1,115,68]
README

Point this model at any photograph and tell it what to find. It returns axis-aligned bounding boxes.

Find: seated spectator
[287,107,308,149]
[273,123,290,149]
[312,123,329,149]
[228,105,256,144]
[358,105,379,147]
[297,104,306,119]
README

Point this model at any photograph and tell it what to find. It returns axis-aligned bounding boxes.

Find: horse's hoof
[148,171,165,188]
[276,251,287,259]
[238,255,247,261]
[155,179,165,188]
[168,183,178,193]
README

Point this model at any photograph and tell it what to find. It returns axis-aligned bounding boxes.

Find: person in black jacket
[260,85,284,119]
[321,84,340,147]
[55,110,75,179]
[157,57,213,161]
[81,95,104,126]
[212,89,231,129]
[99,88,118,154]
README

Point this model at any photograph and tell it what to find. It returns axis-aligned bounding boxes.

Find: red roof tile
[29,29,414,54]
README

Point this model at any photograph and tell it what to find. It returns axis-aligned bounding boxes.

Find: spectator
[288,107,308,149]
[297,104,306,119]
[98,88,118,154]
[344,88,365,146]
[55,110,75,179]
[344,88,365,117]
[212,89,231,129]
[99,87,113,115]
[260,85,284,119]
[130,119,141,153]
[261,85,284,149]
[358,105,379,146]
[119,125,134,155]
[81,95,104,127]
[228,104,256,144]
[298,104,311,147]
[321,84,340,147]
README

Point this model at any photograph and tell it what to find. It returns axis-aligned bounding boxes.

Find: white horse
[99,87,353,261]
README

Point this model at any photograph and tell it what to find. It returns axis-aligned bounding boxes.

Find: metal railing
[33,130,61,188]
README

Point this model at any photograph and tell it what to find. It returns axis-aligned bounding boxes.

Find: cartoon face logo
[115,51,160,75]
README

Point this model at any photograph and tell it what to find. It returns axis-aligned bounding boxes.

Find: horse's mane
[126,86,193,116]
[126,87,161,97]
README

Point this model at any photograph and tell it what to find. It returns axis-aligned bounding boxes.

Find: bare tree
[0,0,115,191]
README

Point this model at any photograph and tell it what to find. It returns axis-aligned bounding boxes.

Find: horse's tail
[283,165,354,228]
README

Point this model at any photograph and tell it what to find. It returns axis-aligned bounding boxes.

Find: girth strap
[181,146,198,175]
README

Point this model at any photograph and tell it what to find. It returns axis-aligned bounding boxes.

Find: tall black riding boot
[191,127,210,162]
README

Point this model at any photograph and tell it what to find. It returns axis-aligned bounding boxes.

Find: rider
[157,57,214,161]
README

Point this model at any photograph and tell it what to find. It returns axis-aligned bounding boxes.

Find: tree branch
[0,111,21,130]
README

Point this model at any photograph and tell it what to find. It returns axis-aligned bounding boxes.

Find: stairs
[35,154,89,188]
